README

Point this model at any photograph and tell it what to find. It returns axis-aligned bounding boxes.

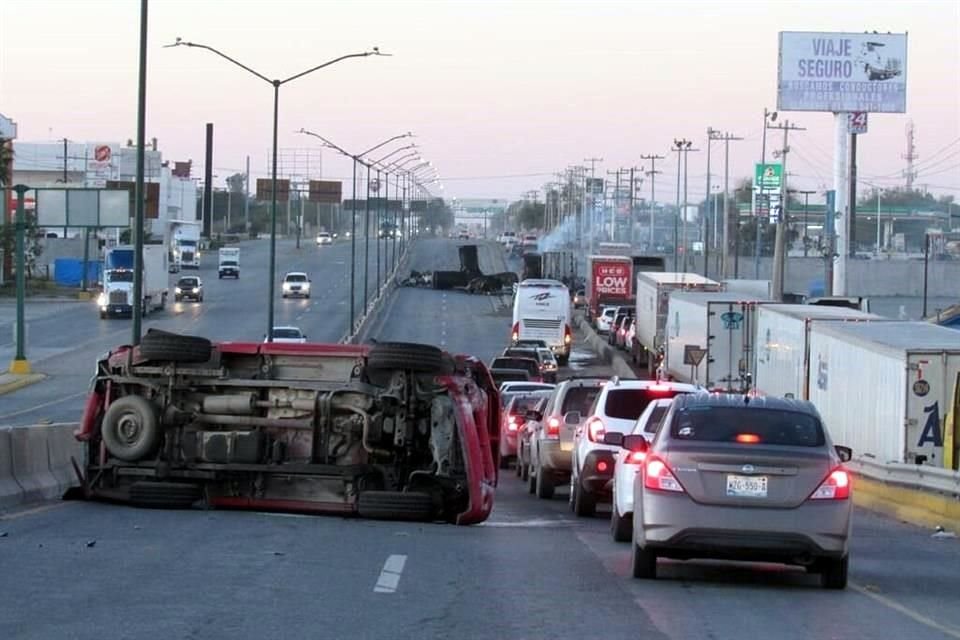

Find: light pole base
[9,359,31,375]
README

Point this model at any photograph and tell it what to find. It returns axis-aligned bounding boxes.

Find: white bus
[511,279,573,364]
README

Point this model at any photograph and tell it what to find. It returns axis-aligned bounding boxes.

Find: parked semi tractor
[97,244,168,318]
[218,247,240,279]
[168,220,202,271]
[630,272,721,374]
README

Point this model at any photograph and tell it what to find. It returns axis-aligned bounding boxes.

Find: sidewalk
[0,372,46,395]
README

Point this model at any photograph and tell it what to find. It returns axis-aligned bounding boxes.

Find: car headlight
[283,283,291,290]
[302,283,311,291]
[97,293,107,306]
[192,288,198,293]
[174,287,182,294]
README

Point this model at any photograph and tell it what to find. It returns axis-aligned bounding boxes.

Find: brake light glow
[564,324,572,345]
[586,418,605,443]
[648,384,671,392]
[809,468,850,500]
[596,460,609,473]
[546,417,561,437]
[735,433,761,444]
[506,415,519,432]
[643,456,684,493]
[625,451,646,464]
[511,322,519,342]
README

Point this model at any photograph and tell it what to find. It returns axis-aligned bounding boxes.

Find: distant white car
[265,326,307,344]
[281,272,311,298]
[316,232,333,246]
[609,398,675,541]
[595,306,617,334]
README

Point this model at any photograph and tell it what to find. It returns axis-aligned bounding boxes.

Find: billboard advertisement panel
[778,32,907,113]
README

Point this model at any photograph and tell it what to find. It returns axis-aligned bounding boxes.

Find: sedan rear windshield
[492,358,539,376]
[507,394,549,416]
[669,407,826,447]
[604,388,687,421]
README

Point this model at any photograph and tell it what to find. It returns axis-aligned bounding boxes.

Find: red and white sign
[592,261,632,297]
[846,111,868,135]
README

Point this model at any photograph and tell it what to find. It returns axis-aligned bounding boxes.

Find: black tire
[521,460,529,482]
[528,464,536,494]
[573,478,597,517]
[820,556,849,589]
[631,543,657,579]
[99,311,106,319]
[129,481,201,508]
[611,503,633,542]
[367,341,445,374]
[139,329,212,364]
[101,395,162,462]
[535,466,555,499]
[557,354,569,367]
[357,491,436,521]
[498,454,510,470]
[175,295,181,302]
[515,456,523,478]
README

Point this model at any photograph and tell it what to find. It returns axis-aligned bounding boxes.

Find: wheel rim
[116,412,143,444]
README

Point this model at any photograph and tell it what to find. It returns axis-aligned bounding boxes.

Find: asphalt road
[1,239,958,640]
[0,235,402,427]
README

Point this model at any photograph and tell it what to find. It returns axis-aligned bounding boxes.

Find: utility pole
[244,155,250,232]
[642,154,664,253]
[767,119,805,301]
[607,169,621,243]
[713,132,743,278]
[584,157,602,255]
[672,139,698,272]
[704,128,718,278]
[849,132,858,256]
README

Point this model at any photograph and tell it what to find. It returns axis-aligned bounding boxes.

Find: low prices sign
[593,261,631,298]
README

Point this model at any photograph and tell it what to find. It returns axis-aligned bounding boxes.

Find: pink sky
[1,0,958,202]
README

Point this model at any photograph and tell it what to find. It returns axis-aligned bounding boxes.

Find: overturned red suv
[75,330,499,525]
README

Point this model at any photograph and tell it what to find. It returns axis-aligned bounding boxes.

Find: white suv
[281,272,311,299]
[594,306,617,334]
[570,378,699,517]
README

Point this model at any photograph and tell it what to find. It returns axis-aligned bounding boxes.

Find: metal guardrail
[849,457,960,498]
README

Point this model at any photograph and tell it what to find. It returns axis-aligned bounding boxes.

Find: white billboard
[778,32,907,113]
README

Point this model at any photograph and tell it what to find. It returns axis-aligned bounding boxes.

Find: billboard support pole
[832,114,849,296]
[9,184,29,374]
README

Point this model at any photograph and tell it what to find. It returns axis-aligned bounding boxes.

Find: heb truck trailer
[807,321,960,467]
[753,305,881,401]
[663,290,771,391]
[586,255,632,318]
[631,272,721,374]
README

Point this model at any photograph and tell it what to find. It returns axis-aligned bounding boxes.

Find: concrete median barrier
[0,423,83,509]
[9,426,59,503]
[46,424,84,496]
[0,428,24,509]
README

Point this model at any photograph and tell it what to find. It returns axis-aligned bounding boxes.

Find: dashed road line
[374,554,408,594]
[850,582,960,639]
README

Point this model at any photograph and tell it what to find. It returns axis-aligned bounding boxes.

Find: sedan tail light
[511,322,520,342]
[546,417,561,438]
[643,456,685,493]
[625,451,646,464]
[564,324,572,345]
[506,415,520,432]
[586,417,605,443]
[809,468,850,500]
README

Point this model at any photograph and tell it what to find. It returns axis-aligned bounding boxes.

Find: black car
[174,276,203,302]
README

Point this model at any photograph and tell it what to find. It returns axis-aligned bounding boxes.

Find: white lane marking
[373,554,408,594]
[480,519,578,528]
[850,583,960,640]
[0,390,89,421]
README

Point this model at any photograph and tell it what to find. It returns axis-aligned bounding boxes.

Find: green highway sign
[754,163,783,194]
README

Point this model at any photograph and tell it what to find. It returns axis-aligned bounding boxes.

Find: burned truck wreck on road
[75,330,500,524]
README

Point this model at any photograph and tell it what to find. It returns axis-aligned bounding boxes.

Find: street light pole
[132,0,149,345]
[168,39,385,341]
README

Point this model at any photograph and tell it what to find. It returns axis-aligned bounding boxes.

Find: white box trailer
[807,321,960,466]
[663,291,771,391]
[632,272,721,373]
[754,305,880,401]
[722,279,772,299]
